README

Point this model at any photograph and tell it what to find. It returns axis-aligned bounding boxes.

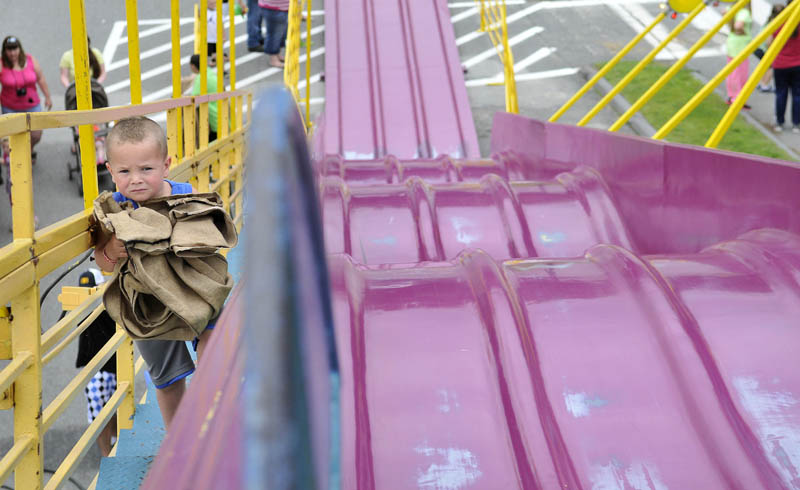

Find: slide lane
[330,229,800,489]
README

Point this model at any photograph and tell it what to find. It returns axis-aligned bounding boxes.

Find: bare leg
[196,328,214,362]
[96,414,118,457]
[155,379,186,430]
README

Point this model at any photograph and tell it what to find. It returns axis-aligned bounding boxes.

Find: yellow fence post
[70,0,99,209]
[550,12,666,122]
[610,0,748,132]
[9,128,43,489]
[126,0,143,104]
[654,3,798,140]
[171,0,184,160]
[214,0,225,187]
[707,2,800,147]
[119,0,141,435]
[577,3,706,126]
[230,1,238,92]
[305,0,313,128]
[199,0,210,150]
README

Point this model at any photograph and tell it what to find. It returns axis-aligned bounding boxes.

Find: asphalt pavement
[0,0,796,488]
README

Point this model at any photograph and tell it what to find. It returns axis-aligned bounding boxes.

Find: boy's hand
[104,235,128,261]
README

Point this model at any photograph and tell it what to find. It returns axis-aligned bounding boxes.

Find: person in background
[757,4,785,93]
[59,36,106,88]
[259,0,289,68]
[69,269,118,457]
[184,54,220,142]
[0,35,53,164]
[725,1,753,109]
[773,0,800,132]
[247,0,264,52]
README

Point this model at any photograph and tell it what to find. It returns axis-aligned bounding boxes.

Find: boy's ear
[105,162,114,180]
[163,155,172,176]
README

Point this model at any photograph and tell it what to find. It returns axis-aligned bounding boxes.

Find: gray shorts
[135,339,195,389]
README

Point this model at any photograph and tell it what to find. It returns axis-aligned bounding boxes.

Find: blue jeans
[774,65,800,126]
[262,8,288,55]
[247,0,264,47]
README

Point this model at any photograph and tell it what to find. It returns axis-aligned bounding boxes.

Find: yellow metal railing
[286,0,314,131]
[476,0,518,113]
[0,1,253,488]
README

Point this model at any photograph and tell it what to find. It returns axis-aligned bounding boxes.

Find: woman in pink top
[0,35,53,161]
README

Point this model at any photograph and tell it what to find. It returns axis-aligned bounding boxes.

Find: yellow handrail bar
[0,436,35,486]
[41,305,105,366]
[42,330,127,433]
[654,2,799,139]
[0,352,33,395]
[610,0,748,132]
[578,2,707,126]
[706,3,800,147]
[41,288,103,354]
[551,12,666,122]
[45,382,130,490]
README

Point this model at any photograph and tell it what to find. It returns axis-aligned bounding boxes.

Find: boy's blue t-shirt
[112,179,193,208]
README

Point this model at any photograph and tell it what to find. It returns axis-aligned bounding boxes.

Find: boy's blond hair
[106,116,168,162]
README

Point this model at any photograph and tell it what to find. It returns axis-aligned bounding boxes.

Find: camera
[15,87,26,97]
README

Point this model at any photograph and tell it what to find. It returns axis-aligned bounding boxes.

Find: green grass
[600,60,793,161]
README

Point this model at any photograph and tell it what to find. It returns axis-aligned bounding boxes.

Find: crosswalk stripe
[461,27,543,68]
[465,67,579,86]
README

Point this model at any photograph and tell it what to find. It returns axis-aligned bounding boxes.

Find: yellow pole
[69,0,99,209]
[194,4,201,55]
[199,0,209,149]
[501,0,517,113]
[610,0,747,132]
[577,4,705,126]
[706,2,800,147]
[550,12,666,122]
[9,126,42,489]
[171,0,183,161]
[654,2,798,139]
[230,0,237,91]
[126,0,143,104]
[305,0,312,128]
[215,0,225,190]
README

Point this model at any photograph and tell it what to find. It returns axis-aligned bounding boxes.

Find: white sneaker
[793,126,800,134]
[775,125,784,133]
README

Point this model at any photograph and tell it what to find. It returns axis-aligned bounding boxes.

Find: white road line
[611,2,725,60]
[106,24,326,94]
[451,7,480,24]
[103,21,126,68]
[512,46,556,72]
[233,46,326,90]
[461,27,543,68]
[106,15,247,73]
[120,18,196,44]
[448,0,524,7]
[466,67,579,86]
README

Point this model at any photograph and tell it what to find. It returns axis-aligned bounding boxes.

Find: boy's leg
[155,379,186,430]
[135,339,195,430]
[196,327,214,361]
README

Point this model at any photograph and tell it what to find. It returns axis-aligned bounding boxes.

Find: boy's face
[106,137,171,202]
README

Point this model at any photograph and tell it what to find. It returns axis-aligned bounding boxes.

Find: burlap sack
[93,190,237,341]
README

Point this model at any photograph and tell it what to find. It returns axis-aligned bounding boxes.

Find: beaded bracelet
[102,247,118,264]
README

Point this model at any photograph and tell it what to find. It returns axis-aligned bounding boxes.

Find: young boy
[93,116,214,429]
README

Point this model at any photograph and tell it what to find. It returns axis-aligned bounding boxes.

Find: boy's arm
[94,233,128,273]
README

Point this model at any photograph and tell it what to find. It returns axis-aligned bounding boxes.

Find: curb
[579,65,656,137]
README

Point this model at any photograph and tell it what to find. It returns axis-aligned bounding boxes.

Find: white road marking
[512,46,557,72]
[120,18,195,44]
[461,26,544,68]
[466,67,580,87]
[448,1,524,7]
[106,24,326,95]
[102,21,126,68]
